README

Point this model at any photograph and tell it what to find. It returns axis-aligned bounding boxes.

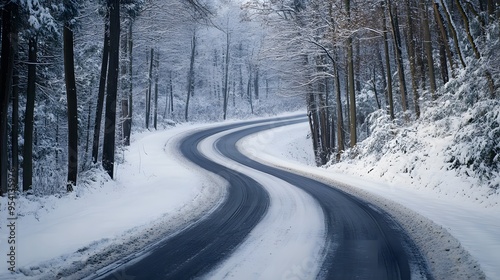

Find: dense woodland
[0,0,498,197]
[252,0,499,167]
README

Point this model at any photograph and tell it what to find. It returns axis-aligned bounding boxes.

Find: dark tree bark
[153,53,159,130]
[223,32,230,120]
[63,23,79,191]
[169,71,174,114]
[127,22,133,139]
[421,0,438,99]
[185,33,196,121]
[454,2,481,58]
[372,66,381,110]
[334,61,345,159]
[120,22,131,144]
[405,0,420,118]
[433,2,456,76]
[0,2,17,196]
[381,2,394,120]
[121,99,130,144]
[84,100,92,165]
[102,0,120,178]
[92,16,109,163]
[345,0,357,147]
[376,44,387,111]
[307,91,322,165]
[247,70,254,114]
[388,1,409,113]
[254,67,259,100]
[11,54,19,192]
[440,0,466,68]
[146,48,154,128]
[23,37,37,191]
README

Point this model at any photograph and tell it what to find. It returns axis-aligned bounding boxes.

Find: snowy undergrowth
[335,66,499,207]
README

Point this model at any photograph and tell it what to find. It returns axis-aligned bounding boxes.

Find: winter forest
[0,0,498,200]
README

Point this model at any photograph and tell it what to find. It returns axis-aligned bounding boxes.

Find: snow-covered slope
[240,121,499,279]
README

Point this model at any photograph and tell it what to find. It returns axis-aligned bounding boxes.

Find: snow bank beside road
[0,124,225,279]
[240,121,497,279]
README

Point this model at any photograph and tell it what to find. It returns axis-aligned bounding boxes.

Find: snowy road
[95,115,434,279]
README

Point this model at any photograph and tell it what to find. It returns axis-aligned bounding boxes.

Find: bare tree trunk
[440,0,467,68]
[146,48,154,128]
[376,44,387,110]
[185,32,196,122]
[169,71,174,114]
[405,0,420,118]
[120,22,131,145]
[22,36,37,191]
[153,53,159,130]
[223,32,230,120]
[334,61,345,158]
[63,23,78,191]
[381,2,395,120]
[128,23,133,134]
[247,70,254,114]
[307,91,322,166]
[102,0,120,178]
[433,2,456,76]
[421,0,438,99]
[388,1,409,113]
[346,43,356,147]
[121,99,130,144]
[0,2,17,196]
[92,16,109,163]
[11,55,19,192]
[254,67,259,100]
[372,66,381,110]
[84,100,92,166]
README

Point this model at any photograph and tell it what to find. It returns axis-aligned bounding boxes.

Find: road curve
[216,118,434,280]
[97,116,303,279]
[97,115,432,279]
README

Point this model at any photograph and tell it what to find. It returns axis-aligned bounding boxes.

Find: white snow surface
[0,113,498,279]
[239,121,499,280]
[0,123,227,279]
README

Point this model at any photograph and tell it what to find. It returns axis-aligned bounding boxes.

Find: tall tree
[63,10,79,191]
[102,0,120,178]
[223,31,230,120]
[146,47,153,128]
[23,37,37,191]
[405,0,420,118]
[11,55,19,192]
[433,2,455,77]
[345,0,357,147]
[440,0,466,68]
[185,32,196,121]
[0,2,17,196]
[92,13,109,163]
[421,0,437,99]
[381,1,394,119]
[153,52,159,130]
[455,0,481,59]
[388,1,409,113]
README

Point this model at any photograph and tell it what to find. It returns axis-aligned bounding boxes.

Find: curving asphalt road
[217,119,433,280]
[98,115,432,279]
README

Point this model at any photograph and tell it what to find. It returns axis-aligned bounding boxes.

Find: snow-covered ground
[240,121,500,280]
[1,113,498,279]
[0,123,227,279]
